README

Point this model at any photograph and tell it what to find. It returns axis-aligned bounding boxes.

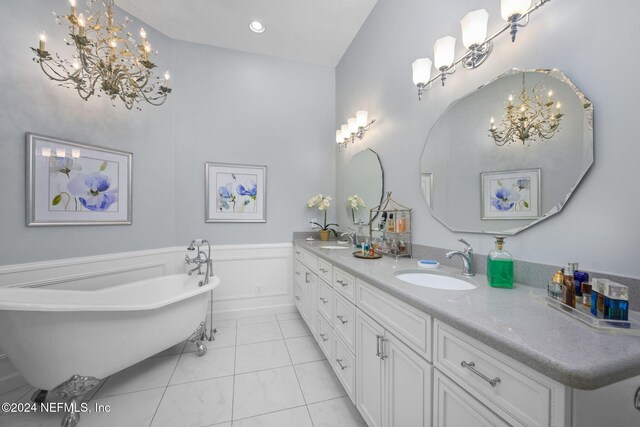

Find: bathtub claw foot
[52,375,101,427]
[188,322,208,356]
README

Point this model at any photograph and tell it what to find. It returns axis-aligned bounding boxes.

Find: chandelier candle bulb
[140,28,147,42]
[77,13,86,36]
[39,32,46,51]
[69,0,76,16]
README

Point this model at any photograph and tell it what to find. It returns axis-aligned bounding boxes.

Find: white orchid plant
[307,194,339,237]
[347,194,366,222]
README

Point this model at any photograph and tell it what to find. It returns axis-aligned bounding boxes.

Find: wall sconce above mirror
[411,0,551,100]
[420,68,593,235]
[336,111,376,151]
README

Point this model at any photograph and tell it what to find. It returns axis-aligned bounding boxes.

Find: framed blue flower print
[205,162,266,223]
[26,133,132,226]
[481,169,540,220]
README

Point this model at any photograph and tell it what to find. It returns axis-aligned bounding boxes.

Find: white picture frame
[481,168,541,220]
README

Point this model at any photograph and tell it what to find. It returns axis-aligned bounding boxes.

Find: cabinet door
[433,370,509,427]
[386,333,432,427]
[303,267,317,335]
[356,310,385,427]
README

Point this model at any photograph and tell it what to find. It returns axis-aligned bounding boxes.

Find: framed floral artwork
[26,133,132,226]
[481,169,541,220]
[205,162,266,223]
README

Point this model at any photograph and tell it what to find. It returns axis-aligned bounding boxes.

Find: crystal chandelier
[32,0,172,110]
[488,73,563,146]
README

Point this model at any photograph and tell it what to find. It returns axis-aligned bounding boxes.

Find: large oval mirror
[344,148,384,224]
[420,68,593,234]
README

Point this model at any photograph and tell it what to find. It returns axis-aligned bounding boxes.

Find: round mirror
[420,68,593,235]
[344,148,384,224]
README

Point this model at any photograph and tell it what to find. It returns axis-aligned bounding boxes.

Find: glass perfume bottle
[487,236,514,288]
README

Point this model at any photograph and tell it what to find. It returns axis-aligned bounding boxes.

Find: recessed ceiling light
[249,21,266,34]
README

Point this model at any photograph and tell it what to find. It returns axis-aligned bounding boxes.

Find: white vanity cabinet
[356,309,432,427]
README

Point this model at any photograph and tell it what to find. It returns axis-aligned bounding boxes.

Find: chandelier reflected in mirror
[32,0,171,110]
[489,73,563,146]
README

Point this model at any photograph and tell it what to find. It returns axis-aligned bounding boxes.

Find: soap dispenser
[487,236,514,288]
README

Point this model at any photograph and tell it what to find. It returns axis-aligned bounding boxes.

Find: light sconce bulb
[110,39,117,48]
[164,71,171,81]
[341,124,350,140]
[348,118,358,133]
[71,149,81,159]
[433,36,456,70]
[556,102,561,110]
[140,28,147,40]
[412,58,432,86]
[41,147,52,157]
[508,94,514,104]
[461,9,489,49]
[336,130,343,143]
[501,0,532,21]
[144,43,151,53]
[56,148,66,158]
[356,110,368,128]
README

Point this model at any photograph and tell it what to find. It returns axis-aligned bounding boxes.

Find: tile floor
[0,313,367,427]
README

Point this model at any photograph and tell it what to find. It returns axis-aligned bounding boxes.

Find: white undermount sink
[394,271,476,290]
[319,245,351,250]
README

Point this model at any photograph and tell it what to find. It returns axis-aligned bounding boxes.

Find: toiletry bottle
[487,236,514,288]
[379,212,387,231]
[562,264,576,308]
[397,213,406,233]
[387,213,395,232]
[591,278,606,317]
[369,242,375,257]
[548,270,564,300]
[582,282,592,307]
[604,281,629,321]
[570,262,588,299]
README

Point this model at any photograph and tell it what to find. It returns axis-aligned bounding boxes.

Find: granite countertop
[294,239,640,390]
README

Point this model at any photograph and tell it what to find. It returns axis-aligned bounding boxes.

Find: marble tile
[232,406,313,427]
[94,355,179,398]
[294,360,346,404]
[151,376,234,427]
[278,318,311,339]
[184,325,236,352]
[232,366,305,420]
[209,318,238,328]
[0,384,31,405]
[0,410,59,426]
[237,315,278,325]
[276,312,302,321]
[170,346,235,385]
[152,341,187,358]
[83,388,164,427]
[307,396,367,427]
[235,340,291,374]
[285,336,325,364]
[236,322,283,345]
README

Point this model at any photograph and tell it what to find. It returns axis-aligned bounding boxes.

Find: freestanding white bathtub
[0,274,220,393]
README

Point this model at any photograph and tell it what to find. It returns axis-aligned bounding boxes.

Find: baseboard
[211,303,298,321]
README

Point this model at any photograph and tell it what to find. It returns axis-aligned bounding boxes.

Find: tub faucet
[446,238,475,277]
[185,239,214,286]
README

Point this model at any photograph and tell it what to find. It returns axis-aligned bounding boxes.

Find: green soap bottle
[487,236,514,288]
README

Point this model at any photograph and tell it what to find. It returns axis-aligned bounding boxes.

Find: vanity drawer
[301,248,318,273]
[333,267,355,302]
[434,320,556,427]
[316,313,334,361]
[317,279,334,322]
[317,258,333,284]
[294,246,303,262]
[294,282,304,314]
[356,279,432,361]
[334,333,356,403]
[334,292,356,353]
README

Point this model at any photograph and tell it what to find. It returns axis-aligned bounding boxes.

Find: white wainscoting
[0,242,294,395]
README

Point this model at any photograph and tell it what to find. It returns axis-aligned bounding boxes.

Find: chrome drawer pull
[305,272,311,283]
[376,334,382,357]
[336,279,348,287]
[336,358,347,370]
[635,386,640,410]
[320,268,328,273]
[336,315,348,325]
[461,361,501,387]
[320,297,328,304]
[320,333,328,342]
[380,337,388,360]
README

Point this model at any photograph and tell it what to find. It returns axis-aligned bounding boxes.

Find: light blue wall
[0,0,335,266]
[335,0,640,279]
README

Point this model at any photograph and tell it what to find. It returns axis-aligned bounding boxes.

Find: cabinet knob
[461,361,501,387]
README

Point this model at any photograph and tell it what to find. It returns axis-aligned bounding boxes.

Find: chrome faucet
[340,229,357,246]
[185,239,214,286]
[446,238,475,277]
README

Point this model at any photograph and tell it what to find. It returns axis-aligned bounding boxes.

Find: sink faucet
[185,239,214,286]
[341,228,358,246]
[446,238,475,277]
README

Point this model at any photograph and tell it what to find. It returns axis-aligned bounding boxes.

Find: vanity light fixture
[489,73,563,146]
[411,0,551,100]
[336,110,376,151]
[249,21,266,34]
[32,0,172,110]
